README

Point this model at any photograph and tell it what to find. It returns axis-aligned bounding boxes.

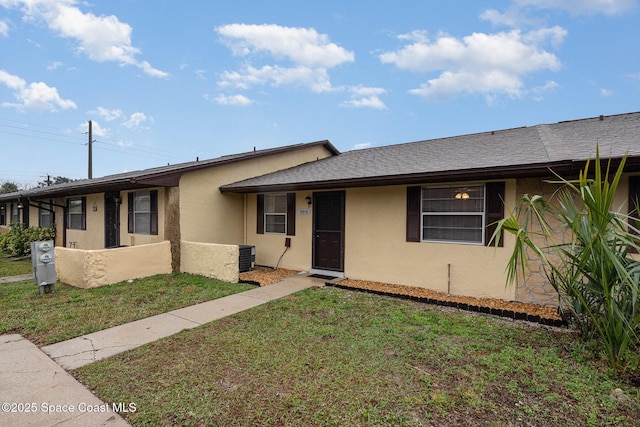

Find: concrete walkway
[0,273,32,283]
[0,274,323,427]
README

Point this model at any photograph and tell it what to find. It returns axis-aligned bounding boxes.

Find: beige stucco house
[2,112,639,304]
[219,112,640,306]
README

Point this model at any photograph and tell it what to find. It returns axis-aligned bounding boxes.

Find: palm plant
[492,147,640,373]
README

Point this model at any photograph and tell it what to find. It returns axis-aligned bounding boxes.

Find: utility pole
[87,120,93,179]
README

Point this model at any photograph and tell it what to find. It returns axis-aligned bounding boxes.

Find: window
[0,203,5,225]
[257,193,296,236]
[406,182,504,246]
[422,185,485,244]
[39,200,53,227]
[11,203,20,224]
[265,194,287,234]
[128,190,158,235]
[67,197,86,230]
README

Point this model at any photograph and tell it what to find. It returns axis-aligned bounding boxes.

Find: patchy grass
[74,287,640,426]
[0,273,254,345]
[0,249,32,277]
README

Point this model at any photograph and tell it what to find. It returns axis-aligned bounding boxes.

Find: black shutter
[406,186,421,242]
[286,193,296,236]
[257,194,265,234]
[22,202,29,227]
[127,192,134,233]
[150,190,158,235]
[485,182,505,247]
[628,176,640,253]
[80,197,86,230]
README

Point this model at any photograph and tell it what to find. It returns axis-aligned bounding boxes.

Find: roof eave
[221,158,640,193]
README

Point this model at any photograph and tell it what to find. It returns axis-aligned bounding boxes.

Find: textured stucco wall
[179,144,334,245]
[180,240,239,283]
[55,241,172,288]
[245,181,520,303]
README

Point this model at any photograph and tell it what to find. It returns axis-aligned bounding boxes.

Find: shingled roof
[220,112,640,193]
[0,140,338,202]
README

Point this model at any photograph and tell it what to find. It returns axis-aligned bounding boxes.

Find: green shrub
[1,222,56,256]
[492,147,640,374]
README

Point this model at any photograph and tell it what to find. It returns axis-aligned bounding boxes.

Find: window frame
[67,197,86,230]
[257,193,296,236]
[127,190,158,235]
[39,200,53,227]
[264,194,288,234]
[420,184,487,245]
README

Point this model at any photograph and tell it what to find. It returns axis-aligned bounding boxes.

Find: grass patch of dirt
[0,273,254,345]
[0,250,32,277]
[74,287,640,426]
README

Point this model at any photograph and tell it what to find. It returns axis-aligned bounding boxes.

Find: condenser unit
[239,245,255,273]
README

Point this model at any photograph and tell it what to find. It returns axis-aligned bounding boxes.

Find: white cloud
[0,69,76,111]
[341,86,388,109]
[516,0,637,15]
[46,61,62,70]
[217,23,354,68]
[214,94,253,106]
[216,23,353,93]
[351,142,372,150]
[0,19,9,37]
[77,120,107,138]
[600,88,613,97]
[89,106,123,121]
[219,65,333,93]
[0,0,168,78]
[380,28,564,101]
[122,112,152,129]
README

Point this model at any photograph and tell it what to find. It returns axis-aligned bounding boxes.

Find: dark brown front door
[312,191,345,272]
[104,192,120,248]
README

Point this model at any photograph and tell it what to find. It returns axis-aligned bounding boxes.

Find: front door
[312,191,345,272]
[104,192,120,248]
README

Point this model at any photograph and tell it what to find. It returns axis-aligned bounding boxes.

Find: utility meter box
[31,240,56,295]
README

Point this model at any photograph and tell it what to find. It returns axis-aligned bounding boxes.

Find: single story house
[1,112,639,306]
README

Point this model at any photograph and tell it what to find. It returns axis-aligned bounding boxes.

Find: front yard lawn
[0,250,32,277]
[0,273,254,345]
[74,286,640,426]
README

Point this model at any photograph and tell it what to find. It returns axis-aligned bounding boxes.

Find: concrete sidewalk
[0,274,324,427]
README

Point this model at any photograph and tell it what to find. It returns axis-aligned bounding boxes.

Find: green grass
[73,287,640,426]
[0,250,32,277]
[0,273,255,345]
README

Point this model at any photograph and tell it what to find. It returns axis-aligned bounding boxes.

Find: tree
[492,147,640,374]
[37,176,75,188]
[0,181,19,194]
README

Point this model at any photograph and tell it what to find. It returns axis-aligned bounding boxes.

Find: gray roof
[221,112,640,193]
[0,140,338,202]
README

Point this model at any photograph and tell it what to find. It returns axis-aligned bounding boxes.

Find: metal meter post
[31,240,56,295]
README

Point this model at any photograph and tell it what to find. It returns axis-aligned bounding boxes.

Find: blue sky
[1,0,639,187]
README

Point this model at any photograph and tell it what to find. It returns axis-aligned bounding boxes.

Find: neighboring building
[0,141,338,270]
[2,112,639,305]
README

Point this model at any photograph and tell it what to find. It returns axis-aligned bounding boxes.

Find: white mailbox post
[31,240,56,295]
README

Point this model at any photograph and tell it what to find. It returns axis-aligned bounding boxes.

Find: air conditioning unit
[239,245,256,273]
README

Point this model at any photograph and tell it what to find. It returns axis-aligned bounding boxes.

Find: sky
[0,0,639,188]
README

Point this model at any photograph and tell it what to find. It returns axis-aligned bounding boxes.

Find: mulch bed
[331,279,565,327]
[239,267,565,327]
[239,266,301,286]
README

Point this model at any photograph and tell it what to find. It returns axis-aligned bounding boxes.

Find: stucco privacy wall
[55,241,171,288]
[179,144,334,245]
[180,241,239,283]
[245,181,519,302]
